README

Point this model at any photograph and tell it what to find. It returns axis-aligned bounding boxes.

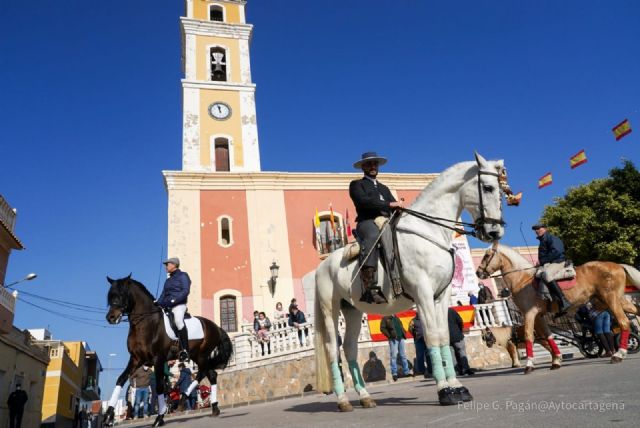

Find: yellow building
[31,333,102,428]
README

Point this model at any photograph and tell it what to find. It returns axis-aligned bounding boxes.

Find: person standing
[288,304,307,345]
[157,257,192,361]
[7,384,28,428]
[349,152,404,304]
[448,308,475,376]
[131,365,152,418]
[477,283,494,304]
[532,224,571,315]
[176,363,193,410]
[409,312,432,378]
[380,314,412,381]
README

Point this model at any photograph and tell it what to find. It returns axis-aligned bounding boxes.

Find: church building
[163,0,479,334]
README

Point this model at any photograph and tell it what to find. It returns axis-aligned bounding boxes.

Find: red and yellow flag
[345,208,352,238]
[569,149,588,169]
[612,119,632,141]
[538,172,553,189]
[329,204,336,235]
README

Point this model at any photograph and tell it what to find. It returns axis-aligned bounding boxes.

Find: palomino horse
[476,243,640,373]
[315,153,507,409]
[104,275,233,427]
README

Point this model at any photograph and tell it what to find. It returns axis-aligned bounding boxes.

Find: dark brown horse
[104,275,232,427]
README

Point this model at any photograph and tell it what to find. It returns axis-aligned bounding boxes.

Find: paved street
[123,353,639,428]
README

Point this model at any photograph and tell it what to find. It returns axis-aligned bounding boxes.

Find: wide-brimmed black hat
[353,151,388,169]
[531,223,548,230]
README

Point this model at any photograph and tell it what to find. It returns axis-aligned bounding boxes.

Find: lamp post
[268,262,280,297]
[2,273,37,288]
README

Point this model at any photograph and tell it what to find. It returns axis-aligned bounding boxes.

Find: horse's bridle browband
[400,167,506,238]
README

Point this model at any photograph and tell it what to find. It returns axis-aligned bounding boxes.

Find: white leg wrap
[613,348,627,359]
[108,385,122,408]
[158,394,167,415]
[186,380,199,396]
[526,359,535,367]
[448,378,463,388]
[210,384,217,404]
[436,380,449,390]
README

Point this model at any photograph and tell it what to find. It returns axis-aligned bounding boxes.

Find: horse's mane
[497,244,534,270]
[127,278,156,302]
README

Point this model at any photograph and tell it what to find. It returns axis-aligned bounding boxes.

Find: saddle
[343,216,407,299]
[162,309,204,341]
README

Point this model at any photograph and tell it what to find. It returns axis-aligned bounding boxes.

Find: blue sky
[1,1,638,396]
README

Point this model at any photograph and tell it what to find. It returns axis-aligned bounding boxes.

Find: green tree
[541,160,640,266]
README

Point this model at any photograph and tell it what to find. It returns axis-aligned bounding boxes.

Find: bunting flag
[345,208,353,238]
[538,173,553,189]
[329,204,337,235]
[569,149,588,169]
[506,191,523,206]
[612,119,632,141]
[314,208,321,230]
[314,208,322,248]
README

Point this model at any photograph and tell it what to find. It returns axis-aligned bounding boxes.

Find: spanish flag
[329,204,336,235]
[612,119,632,141]
[569,149,588,169]
[538,172,553,189]
[314,208,321,229]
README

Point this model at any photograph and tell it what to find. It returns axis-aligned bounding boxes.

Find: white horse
[315,153,507,410]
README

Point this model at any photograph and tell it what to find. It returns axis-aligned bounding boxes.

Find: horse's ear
[126,273,132,280]
[474,151,489,170]
[107,276,115,285]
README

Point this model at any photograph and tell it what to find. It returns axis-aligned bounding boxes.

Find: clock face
[208,102,231,120]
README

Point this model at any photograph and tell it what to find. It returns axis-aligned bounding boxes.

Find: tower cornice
[182,79,256,92]
[181,17,253,39]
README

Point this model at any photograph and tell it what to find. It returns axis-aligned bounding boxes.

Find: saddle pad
[163,313,205,341]
[532,277,577,291]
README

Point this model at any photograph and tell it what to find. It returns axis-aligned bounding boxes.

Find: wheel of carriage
[618,332,640,354]
[580,337,603,359]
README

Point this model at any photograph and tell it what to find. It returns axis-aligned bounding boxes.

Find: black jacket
[157,269,191,307]
[537,232,565,265]
[7,389,28,412]
[477,286,494,304]
[349,177,396,222]
[380,315,406,340]
[448,308,464,344]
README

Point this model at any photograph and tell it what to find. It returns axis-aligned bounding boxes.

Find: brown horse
[476,243,640,373]
[104,275,233,427]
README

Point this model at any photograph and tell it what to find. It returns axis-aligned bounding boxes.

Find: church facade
[163,0,479,334]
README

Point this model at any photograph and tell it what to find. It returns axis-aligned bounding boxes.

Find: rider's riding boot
[548,281,571,316]
[359,266,387,304]
[597,333,613,357]
[178,327,190,362]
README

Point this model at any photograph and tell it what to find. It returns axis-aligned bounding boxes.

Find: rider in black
[157,257,191,362]
[533,224,571,315]
[349,152,404,304]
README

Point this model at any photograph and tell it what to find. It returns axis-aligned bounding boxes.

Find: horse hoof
[524,366,534,374]
[438,387,458,406]
[611,356,623,364]
[152,415,165,427]
[453,387,473,402]
[360,397,377,408]
[550,363,561,370]
[338,401,354,412]
[211,404,221,417]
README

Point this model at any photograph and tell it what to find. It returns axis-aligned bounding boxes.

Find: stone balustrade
[470,300,514,331]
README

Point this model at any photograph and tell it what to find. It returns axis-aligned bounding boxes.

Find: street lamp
[268,262,280,297]
[2,273,37,288]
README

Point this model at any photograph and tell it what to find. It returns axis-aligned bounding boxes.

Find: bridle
[477,244,537,280]
[108,289,160,325]
[401,166,508,239]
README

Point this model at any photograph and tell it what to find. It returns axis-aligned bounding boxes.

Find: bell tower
[181,0,260,172]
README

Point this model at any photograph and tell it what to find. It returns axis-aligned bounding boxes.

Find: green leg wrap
[331,361,345,396]
[348,360,365,393]
[440,345,457,380]
[428,347,446,383]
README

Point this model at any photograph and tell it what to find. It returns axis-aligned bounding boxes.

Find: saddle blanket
[162,313,205,341]
[533,277,577,291]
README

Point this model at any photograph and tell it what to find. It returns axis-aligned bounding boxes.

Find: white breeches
[172,304,187,330]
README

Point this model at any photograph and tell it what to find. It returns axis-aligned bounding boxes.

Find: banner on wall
[450,233,480,305]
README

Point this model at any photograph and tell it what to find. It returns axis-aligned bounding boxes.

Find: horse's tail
[210,327,233,370]
[314,272,332,394]
[622,264,640,290]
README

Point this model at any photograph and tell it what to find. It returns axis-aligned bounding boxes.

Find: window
[209,5,224,22]
[220,295,237,332]
[315,212,346,255]
[210,47,227,81]
[217,215,234,247]
[214,137,230,171]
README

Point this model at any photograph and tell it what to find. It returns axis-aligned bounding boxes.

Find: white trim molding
[213,289,243,332]
[181,17,252,40]
[216,215,234,247]
[182,79,255,92]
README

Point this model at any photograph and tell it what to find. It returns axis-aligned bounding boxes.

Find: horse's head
[105,274,134,324]
[476,242,501,279]
[460,152,507,242]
